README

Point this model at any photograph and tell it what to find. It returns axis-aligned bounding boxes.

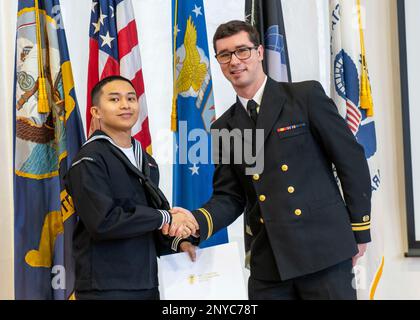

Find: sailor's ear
[91,105,101,119]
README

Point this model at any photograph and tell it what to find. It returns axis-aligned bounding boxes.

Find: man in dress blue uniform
[65,76,197,299]
[167,21,372,300]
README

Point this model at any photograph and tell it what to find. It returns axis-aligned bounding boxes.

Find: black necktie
[247,99,258,125]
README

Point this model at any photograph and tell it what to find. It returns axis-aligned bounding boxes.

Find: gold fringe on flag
[35,0,50,114]
[37,77,50,113]
[357,0,374,117]
[360,68,374,117]
[171,96,178,132]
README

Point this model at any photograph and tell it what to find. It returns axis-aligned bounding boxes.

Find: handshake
[161,207,199,239]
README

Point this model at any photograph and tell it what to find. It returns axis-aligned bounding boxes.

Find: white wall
[1,0,420,300]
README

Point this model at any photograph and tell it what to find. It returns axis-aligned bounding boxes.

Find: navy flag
[245,0,291,82]
[171,0,228,248]
[14,0,84,299]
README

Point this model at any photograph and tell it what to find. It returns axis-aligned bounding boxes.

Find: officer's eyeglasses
[215,46,259,64]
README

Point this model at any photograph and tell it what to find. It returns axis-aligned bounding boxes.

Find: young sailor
[65,75,197,300]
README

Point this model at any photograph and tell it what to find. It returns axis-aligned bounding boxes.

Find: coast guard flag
[14,0,84,299]
[330,0,383,299]
[87,0,152,153]
[172,0,227,248]
[245,0,291,82]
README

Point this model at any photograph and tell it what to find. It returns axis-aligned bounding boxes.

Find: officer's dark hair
[91,75,135,106]
[213,20,260,53]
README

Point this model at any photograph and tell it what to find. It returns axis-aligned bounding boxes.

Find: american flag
[332,56,363,134]
[87,0,152,152]
[346,98,362,134]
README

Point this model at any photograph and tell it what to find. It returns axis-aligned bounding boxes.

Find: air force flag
[171,0,228,248]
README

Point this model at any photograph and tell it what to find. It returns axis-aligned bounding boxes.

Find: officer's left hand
[352,243,368,266]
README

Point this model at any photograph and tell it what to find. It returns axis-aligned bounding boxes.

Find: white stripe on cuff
[158,210,170,230]
[171,237,183,252]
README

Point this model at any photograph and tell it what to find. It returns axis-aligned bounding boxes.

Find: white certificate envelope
[158,241,247,300]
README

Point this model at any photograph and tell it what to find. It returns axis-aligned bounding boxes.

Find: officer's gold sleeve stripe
[352,225,371,231]
[197,208,213,239]
[201,208,213,239]
[351,222,371,226]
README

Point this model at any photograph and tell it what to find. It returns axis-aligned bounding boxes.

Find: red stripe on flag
[86,38,99,135]
[346,110,361,125]
[346,99,358,110]
[346,116,359,128]
[131,69,145,97]
[100,56,120,79]
[346,120,358,132]
[346,104,361,121]
[118,20,139,59]
[348,125,357,135]
[346,116,359,134]
[346,107,359,119]
[133,117,152,149]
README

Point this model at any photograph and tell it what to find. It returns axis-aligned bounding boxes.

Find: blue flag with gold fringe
[14,0,84,299]
[171,0,227,248]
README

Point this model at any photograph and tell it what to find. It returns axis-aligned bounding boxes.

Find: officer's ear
[257,45,264,61]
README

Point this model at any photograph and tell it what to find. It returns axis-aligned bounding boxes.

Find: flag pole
[171,0,179,132]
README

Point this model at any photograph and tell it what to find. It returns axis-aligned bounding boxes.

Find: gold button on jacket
[259,195,266,202]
